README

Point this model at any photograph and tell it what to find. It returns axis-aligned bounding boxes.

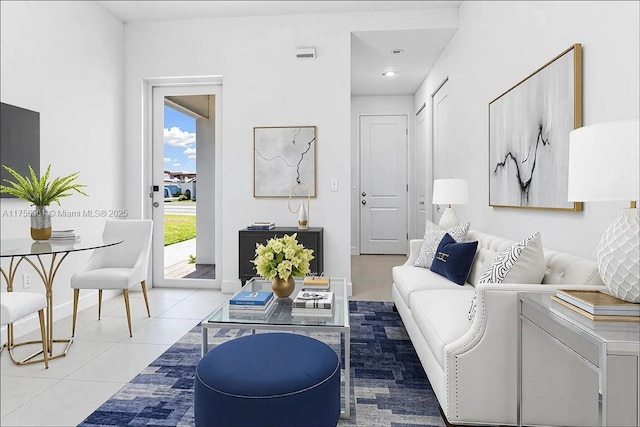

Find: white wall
[123,9,459,289]
[350,95,415,255]
[415,0,639,259]
[0,1,124,337]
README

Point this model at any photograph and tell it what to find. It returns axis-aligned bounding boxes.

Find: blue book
[229,291,273,305]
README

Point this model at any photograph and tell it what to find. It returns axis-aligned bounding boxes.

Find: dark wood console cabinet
[238,227,324,283]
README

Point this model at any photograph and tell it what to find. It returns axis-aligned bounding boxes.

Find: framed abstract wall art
[254,126,317,197]
[488,44,582,211]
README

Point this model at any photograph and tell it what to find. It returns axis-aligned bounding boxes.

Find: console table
[238,227,323,283]
[518,292,640,427]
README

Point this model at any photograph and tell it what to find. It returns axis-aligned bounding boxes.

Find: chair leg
[98,290,103,320]
[38,309,49,369]
[141,280,151,317]
[72,289,80,337]
[123,289,133,337]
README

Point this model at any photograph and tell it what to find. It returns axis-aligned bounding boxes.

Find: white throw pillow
[414,221,470,268]
[477,232,545,284]
[469,232,545,321]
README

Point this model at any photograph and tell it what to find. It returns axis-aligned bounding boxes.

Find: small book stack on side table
[552,289,640,322]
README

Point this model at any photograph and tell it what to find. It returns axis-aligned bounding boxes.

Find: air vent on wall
[296,47,316,60]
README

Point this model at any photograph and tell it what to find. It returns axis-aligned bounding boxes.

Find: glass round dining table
[0,236,123,365]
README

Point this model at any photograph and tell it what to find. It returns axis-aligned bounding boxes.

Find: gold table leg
[1,253,73,365]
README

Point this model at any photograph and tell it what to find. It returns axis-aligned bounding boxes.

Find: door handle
[153,202,160,208]
[361,192,366,197]
[361,200,366,205]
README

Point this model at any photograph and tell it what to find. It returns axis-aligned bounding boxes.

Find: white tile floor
[0,287,230,427]
[1,256,400,427]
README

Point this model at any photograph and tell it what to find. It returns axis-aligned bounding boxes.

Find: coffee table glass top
[205,277,347,327]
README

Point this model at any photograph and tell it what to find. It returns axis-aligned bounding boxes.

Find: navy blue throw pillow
[430,233,478,285]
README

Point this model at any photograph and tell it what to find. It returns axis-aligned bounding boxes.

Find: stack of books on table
[247,222,275,230]
[552,289,640,322]
[302,275,330,291]
[49,229,79,243]
[228,290,275,318]
[292,290,334,317]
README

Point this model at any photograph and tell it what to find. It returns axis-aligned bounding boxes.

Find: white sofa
[391,230,605,426]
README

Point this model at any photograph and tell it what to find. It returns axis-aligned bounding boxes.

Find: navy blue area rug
[78,301,445,427]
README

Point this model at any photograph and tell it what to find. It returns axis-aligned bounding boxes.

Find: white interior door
[432,81,450,224]
[359,115,408,254]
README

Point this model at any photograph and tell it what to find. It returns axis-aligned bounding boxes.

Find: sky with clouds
[164,105,196,173]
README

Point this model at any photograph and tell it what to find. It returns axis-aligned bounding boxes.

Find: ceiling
[97,1,462,95]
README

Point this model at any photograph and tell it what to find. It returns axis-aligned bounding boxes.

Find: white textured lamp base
[597,208,639,303]
[438,207,459,230]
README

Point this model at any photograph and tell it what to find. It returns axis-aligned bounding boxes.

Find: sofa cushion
[430,233,479,285]
[393,265,464,307]
[414,221,470,268]
[410,288,475,368]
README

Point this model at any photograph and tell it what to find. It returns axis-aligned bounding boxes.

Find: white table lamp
[568,119,639,303]
[432,178,469,229]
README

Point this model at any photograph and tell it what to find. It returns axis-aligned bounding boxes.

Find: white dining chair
[1,291,49,368]
[70,219,153,337]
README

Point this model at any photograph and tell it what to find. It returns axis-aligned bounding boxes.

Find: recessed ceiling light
[391,49,404,55]
[382,70,397,77]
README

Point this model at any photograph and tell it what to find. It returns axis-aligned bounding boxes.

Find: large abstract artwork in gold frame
[254,126,317,197]
[489,44,582,211]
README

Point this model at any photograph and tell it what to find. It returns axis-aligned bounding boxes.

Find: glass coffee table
[201,276,351,418]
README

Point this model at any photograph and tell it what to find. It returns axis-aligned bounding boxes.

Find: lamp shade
[567,119,639,202]
[432,179,469,205]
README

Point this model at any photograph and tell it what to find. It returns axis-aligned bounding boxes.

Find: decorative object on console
[247,221,275,230]
[0,164,88,241]
[252,233,314,298]
[552,289,640,322]
[430,233,478,285]
[414,220,470,268]
[432,178,469,229]
[288,182,311,229]
[489,44,582,211]
[568,119,639,303]
[253,126,317,197]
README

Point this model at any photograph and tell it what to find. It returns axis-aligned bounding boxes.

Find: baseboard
[221,279,241,294]
[1,289,121,343]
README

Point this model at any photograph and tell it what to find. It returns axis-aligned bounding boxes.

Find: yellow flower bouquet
[252,233,314,280]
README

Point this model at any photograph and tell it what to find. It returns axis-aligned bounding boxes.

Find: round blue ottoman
[194,332,340,427]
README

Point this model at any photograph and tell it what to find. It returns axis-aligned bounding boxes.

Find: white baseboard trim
[1,289,121,344]
[221,279,242,294]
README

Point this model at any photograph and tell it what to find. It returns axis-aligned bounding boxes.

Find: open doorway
[148,81,221,288]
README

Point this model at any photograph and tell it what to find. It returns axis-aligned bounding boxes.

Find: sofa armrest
[405,239,424,266]
[442,282,607,424]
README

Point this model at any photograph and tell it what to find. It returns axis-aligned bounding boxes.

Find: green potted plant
[1,164,88,240]
[252,233,314,298]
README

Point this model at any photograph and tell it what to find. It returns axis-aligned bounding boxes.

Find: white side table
[518,292,640,427]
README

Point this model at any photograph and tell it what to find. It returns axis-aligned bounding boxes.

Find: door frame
[357,113,409,255]
[430,77,449,224]
[142,76,223,289]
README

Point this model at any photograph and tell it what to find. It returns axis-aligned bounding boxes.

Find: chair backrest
[96,219,153,269]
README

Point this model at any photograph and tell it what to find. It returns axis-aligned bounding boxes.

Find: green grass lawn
[164,214,196,246]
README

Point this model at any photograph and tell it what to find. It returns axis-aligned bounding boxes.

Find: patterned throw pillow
[430,233,478,285]
[414,221,470,268]
[469,232,545,321]
[477,232,545,284]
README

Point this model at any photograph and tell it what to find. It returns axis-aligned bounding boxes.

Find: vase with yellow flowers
[1,164,88,240]
[252,233,314,298]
